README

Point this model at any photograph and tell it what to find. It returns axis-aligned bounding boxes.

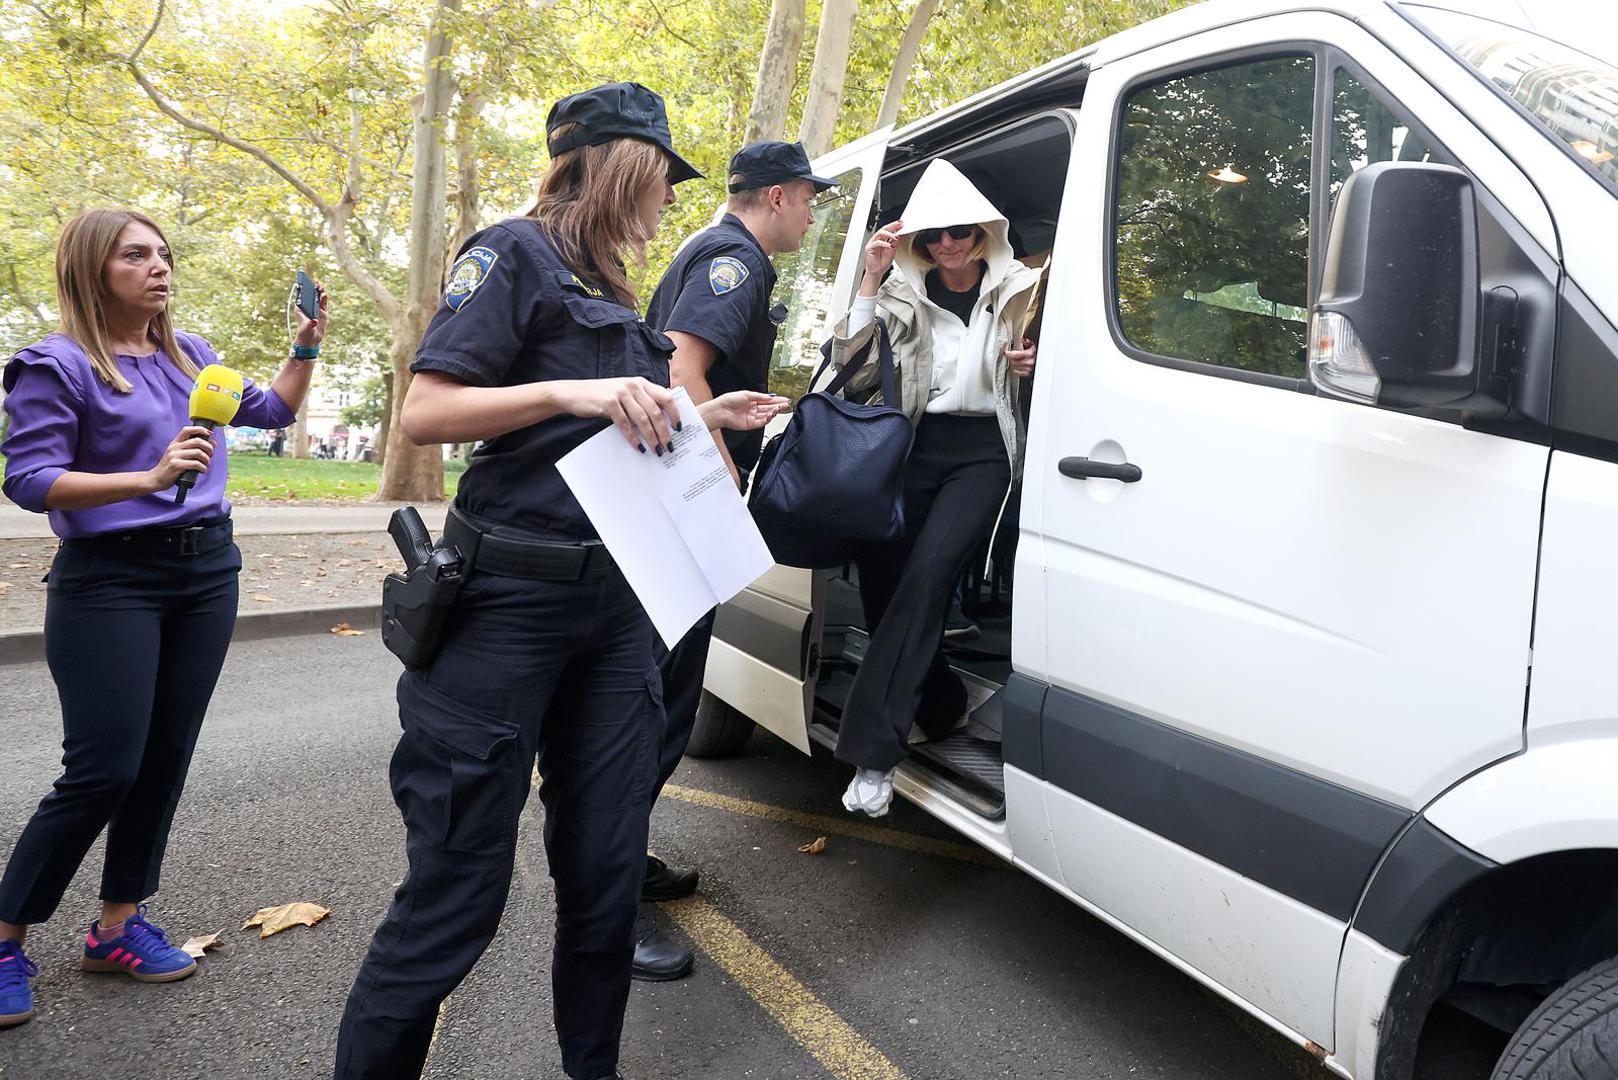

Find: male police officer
[631,143,836,980]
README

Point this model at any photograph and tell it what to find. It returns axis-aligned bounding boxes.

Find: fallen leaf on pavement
[798,837,828,856]
[181,931,224,959]
[331,622,366,637]
[243,902,330,938]
[252,594,276,603]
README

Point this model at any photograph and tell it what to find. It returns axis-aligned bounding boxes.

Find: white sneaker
[842,767,896,817]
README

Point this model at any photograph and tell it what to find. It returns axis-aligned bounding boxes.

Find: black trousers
[835,414,1010,772]
[335,569,662,1080]
[0,533,240,925]
[653,607,716,802]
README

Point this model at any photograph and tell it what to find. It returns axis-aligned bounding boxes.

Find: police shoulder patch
[445,246,499,311]
[708,255,750,296]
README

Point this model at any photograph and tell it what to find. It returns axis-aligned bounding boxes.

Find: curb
[0,602,383,666]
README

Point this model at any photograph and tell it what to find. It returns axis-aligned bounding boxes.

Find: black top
[926,264,986,328]
[645,214,783,471]
[412,218,673,539]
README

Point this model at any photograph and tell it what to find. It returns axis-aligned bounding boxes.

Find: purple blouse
[1,332,296,539]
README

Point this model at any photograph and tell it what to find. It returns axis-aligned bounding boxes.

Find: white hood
[893,159,1017,298]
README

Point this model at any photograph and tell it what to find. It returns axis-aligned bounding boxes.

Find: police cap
[546,82,704,184]
[727,141,838,194]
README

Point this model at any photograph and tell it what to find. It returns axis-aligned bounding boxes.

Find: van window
[767,167,863,399]
[1330,68,1447,192]
[1113,55,1315,379]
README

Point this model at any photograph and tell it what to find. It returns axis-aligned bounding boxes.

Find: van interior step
[814,632,1007,818]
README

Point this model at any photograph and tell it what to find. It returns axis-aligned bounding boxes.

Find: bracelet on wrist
[292,343,321,361]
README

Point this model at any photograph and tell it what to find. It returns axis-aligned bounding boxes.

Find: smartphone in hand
[293,270,321,322]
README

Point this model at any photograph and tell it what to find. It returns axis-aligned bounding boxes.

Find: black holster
[381,507,466,670]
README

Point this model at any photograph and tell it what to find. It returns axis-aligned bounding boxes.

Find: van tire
[685,692,755,759]
[1492,956,1618,1080]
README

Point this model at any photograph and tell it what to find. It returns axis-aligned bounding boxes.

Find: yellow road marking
[427,996,450,1057]
[659,781,1003,866]
[664,895,911,1080]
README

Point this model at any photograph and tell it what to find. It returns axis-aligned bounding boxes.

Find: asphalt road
[0,633,1501,1080]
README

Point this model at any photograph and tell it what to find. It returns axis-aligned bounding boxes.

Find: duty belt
[443,508,616,583]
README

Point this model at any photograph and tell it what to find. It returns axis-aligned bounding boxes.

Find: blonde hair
[528,126,669,306]
[908,224,990,270]
[55,208,199,393]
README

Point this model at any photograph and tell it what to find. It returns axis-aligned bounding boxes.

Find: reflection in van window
[1331,68,1446,196]
[1414,6,1618,192]
[768,168,863,400]
[1114,55,1314,379]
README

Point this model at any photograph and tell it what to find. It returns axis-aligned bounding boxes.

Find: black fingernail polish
[675,422,683,432]
[655,445,664,456]
[638,444,646,454]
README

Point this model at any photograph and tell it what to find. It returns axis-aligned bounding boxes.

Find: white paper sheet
[557,388,775,649]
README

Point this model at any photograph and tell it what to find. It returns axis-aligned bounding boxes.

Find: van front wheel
[1493,955,1618,1079]
[685,692,756,759]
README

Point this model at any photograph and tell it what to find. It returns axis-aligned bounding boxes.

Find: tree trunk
[876,0,940,130]
[292,396,310,460]
[448,86,483,275]
[745,0,806,145]
[376,0,459,503]
[798,0,858,158]
[373,369,394,468]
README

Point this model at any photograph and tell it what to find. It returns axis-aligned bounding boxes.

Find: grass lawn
[225,452,467,501]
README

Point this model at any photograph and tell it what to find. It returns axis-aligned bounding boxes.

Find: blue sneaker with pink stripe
[0,938,38,1027]
[80,907,196,983]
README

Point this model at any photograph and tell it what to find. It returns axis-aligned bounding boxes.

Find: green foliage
[0,0,1198,372]
[339,374,389,429]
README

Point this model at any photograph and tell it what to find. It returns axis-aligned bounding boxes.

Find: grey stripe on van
[1021,681,1413,925]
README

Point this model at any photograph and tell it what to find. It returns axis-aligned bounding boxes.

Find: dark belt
[66,516,234,557]
[443,508,615,583]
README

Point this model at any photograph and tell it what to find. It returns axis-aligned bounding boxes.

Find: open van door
[699,126,892,754]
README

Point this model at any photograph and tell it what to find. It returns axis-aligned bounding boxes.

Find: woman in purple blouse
[0,208,326,1028]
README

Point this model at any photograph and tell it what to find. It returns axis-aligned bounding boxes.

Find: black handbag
[749,320,914,569]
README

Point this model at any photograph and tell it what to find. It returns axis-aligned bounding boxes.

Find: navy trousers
[335,569,662,1080]
[0,532,240,925]
[652,607,716,801]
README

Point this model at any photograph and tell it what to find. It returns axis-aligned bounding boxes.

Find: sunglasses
[915,225,977,246]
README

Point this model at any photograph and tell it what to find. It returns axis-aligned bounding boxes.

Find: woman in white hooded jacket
[827,159,1041,817]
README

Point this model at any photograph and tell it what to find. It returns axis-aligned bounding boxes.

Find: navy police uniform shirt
[412,218,674,539]
[645,214,784,472]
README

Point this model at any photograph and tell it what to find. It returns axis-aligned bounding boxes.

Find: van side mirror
[1309,162,1501,414]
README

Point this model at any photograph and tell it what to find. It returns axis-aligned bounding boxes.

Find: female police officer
[334,83,785,1080]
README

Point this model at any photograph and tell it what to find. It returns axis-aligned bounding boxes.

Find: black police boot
[632,913,694,982]
[641,853,699,902]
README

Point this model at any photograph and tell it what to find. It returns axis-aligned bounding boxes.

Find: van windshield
[1411,6,1618,192]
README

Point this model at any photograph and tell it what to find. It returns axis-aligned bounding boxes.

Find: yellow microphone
[175,364,244,505]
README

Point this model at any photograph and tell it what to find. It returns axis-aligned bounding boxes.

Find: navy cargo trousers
[334,568,662,1080]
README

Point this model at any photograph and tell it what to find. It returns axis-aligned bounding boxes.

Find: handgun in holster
[381,507,466,670]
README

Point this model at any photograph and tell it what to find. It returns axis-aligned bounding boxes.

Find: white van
[691,0,1618,1076]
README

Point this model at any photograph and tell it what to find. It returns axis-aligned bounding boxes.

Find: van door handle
[1059,456,1142,483]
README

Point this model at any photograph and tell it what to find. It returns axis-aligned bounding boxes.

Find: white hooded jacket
[828,159,1043,480]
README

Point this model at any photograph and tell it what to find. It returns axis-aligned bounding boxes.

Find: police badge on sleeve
[708,256,750,296]
[445,246,499,311]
